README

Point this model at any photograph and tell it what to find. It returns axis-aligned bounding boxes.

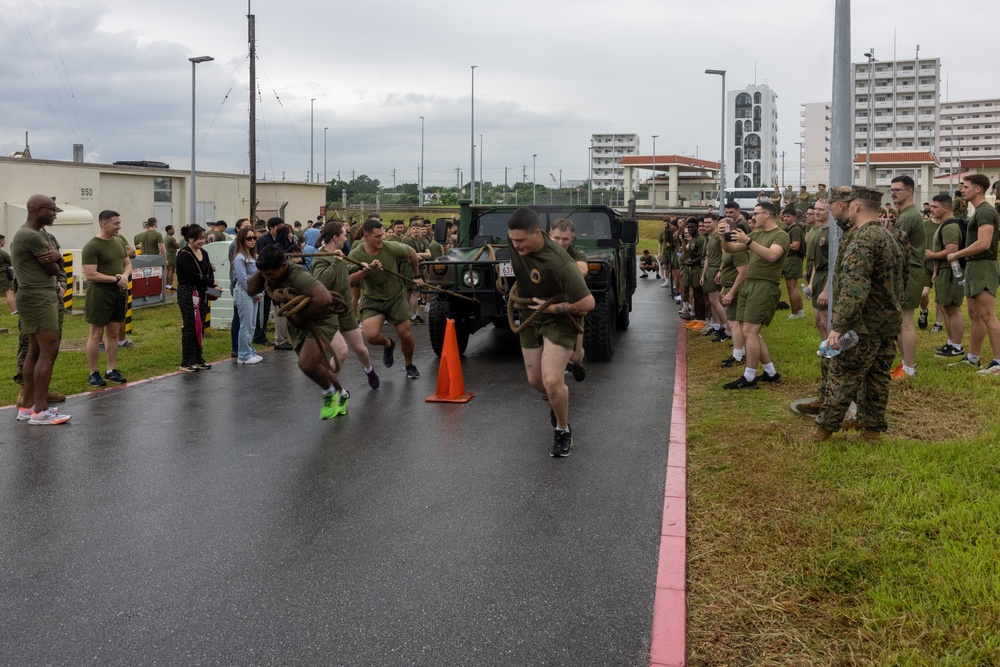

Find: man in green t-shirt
[0,234,15,315]
[507,208,594,457]
[10,195,70,425]
[925,194,965,358]
[783,213,806,319]
[918,211,940,331]
[700,212,728,341]
[718,216,750,368]
[549,218,589,382]
[348,218,423,380]
[948,174,1000,374]
[249,246,348,419]
[888,175,926,379]
[721,201,789,389]
[82,210,132,387]
[164,225,179,290]
[401,218,432,325]
[139,217,165,256]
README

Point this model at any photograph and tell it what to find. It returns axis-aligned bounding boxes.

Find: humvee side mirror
[621,218,638,245]
[435,218,448,244]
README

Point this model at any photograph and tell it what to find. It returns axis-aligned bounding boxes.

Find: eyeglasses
[888,188,910,194]
[246,235,257,240]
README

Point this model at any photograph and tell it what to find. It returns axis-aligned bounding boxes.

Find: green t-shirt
[310,255,352,305]
[805,226,820,266]
[745,227,790,283]
[508,233,591,325]
[922,218,937,269]
[428,241,444,260]
[347,240,411,309]
[567,244,588,263]
[11,224,57,290]
[139,229,164,255]
[269,261,339,339]
[720,247,748,287]
[82,235,128,292]
[812,225,831,274]
[685,235,706,266]
[0,248,11,277]
[967,202,1000,262]
[787,223,805,257]
[704,234,722,270]
[932,219,963,272]
[895,204,925,269]
[164,234,179,261]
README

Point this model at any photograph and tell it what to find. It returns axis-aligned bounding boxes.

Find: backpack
[936,218,968,268]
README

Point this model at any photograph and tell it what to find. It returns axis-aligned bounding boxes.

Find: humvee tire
[429,295,470,356]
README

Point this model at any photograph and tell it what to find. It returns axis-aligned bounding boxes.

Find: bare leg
[86,324,106,374]
[943,304,964,346]
[394,320,416,365]
[741,322,764,369]
[30,329,61,412]
[339,326,372,368]
[298,338,341,392]
[361,314,389,347]
[105,321,121,370]
[898,308,916,368]
[540,340,573,429]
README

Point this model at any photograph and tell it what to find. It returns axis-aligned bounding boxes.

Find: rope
[264,284,350,373]
[506,282,584,335]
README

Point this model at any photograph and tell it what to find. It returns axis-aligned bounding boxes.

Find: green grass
[684,284,1000,665]
[1,297,233,405]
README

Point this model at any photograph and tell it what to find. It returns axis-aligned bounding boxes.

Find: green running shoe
[321,392,338,420]
[337,389,350,416]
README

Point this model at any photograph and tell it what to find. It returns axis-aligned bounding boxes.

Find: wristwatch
[114,274,121,283]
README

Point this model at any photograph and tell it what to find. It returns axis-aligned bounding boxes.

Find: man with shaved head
[10,195,71,424]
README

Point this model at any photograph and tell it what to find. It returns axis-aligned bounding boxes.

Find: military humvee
[421,202,638,361]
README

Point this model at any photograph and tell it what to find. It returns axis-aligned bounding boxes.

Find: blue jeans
[233,286,260,361]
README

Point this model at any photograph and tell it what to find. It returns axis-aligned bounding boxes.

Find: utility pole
[248,7,256,223]
[780,150,786,189]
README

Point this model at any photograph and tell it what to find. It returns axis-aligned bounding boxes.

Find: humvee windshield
[471,210,613,246]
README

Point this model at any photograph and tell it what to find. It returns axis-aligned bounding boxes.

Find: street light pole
[480,133,483,204]
[532,154,537,204]
[794,141,804,187]
[310,98,316,182]
[651,135,658,210]
[705,69,726,215]
[189,55,214,227]
[864,49,875,186]
[470,65,478,203]
[588,139,594,205]
[419,116,425,208]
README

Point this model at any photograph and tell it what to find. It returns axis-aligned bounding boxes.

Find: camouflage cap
[828,186,854,202]
[834,185,883,204]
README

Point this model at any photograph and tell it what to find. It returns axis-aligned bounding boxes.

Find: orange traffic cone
[426,318,475,403]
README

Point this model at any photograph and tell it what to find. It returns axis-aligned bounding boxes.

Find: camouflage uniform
[818,203,906,433]
[15,230,66,383]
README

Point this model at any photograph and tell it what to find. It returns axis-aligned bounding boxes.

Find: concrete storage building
[728,84,778,190]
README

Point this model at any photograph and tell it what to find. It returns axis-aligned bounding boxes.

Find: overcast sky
[0,0,991,190]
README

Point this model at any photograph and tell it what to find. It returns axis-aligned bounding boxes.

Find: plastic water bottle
[951,260,963,279]
[817,330,859,358]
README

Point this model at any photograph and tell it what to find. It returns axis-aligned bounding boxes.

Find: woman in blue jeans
[232,227,263,364]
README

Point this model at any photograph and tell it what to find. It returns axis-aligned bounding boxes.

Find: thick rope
[264,284,350,373]
[506,282,584,335]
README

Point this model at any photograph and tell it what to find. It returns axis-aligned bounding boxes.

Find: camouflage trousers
[817,335,896,433]
[14,304,65,384]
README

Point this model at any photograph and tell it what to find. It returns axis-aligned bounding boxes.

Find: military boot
[859,429,882,444]
[840,418,863,432]
[785,427,834,443]
[797,398,823,415]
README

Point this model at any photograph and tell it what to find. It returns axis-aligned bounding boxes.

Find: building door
[153,202,172,230]
[196,201,216,226]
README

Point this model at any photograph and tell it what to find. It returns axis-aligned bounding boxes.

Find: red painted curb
[649,325,687,666]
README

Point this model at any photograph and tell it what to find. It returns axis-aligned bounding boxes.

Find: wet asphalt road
[0,277,678,667]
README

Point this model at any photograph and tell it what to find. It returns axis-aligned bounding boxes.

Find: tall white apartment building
[939,98,1000,174]
[853,56,941,155]
[799,102,832,189]
[590,133,639,191]
[727,84,778,190]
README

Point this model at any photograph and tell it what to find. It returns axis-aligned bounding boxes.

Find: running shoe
[758,372,782,384]
[977,360,1000,375]
[16,407,33,421]
[411,315,425,325]
[180,365,199,372]
[383,339,395,367]
[723,376,759,390]
[337,389,350,416]
[321,392,338,420]
[237,355,263,365]
[551,428,573,457]
[569,361,586,382]
[934,345,964,358]
[28,408,71,425]
[720,355,744,368]
[104,369,127,384]
[88,371,107,387]
[930,322,943,333]
[406,364,420,379]
[917,310,928,329]
[197,362,212,370]
[365,367,381,389]
[274,342,293,351]
[890,364,906,380]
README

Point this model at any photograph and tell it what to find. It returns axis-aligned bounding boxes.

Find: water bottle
[817,330,859,358]
[951,260,963,279]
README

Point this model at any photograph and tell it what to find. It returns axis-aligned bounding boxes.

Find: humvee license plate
[498,262,515,277]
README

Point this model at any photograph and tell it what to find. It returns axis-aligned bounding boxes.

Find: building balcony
[896,114,915,122]
[873,100,895,109]
[874,131,893,138]
[918,113,936,122]
[918,83,937,93]
[918,98,936,107]
[896,84,916,93]
[918,130,934,138]
[896,130,916,138]
[855,102,870,110]
[855,70,870,80]
[854,131,869,139]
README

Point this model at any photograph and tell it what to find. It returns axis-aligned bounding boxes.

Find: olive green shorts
[782,255,804,280]
[360,295,411,325]
[337,310,360,332]
[0,274,12,292]
[934,269,965,307]
[679,266,691,290]
[290,321,339,354]
[900,268,924,309]
[964,259,1000,298]
[518,312,580,351]
[722,284,739,321]
[811,272,828,310]
[735,279,780,326]
[85,284,125,326]
[702,268,721,293]
[923,267,934,289]
[15,287,60,334]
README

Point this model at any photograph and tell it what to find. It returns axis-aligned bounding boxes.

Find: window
[153,178,172,202]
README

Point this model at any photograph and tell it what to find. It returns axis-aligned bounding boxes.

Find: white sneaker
[16,407,33,421]
[659,280,669,287]
[28,408,71,425]
[238,355,263,365]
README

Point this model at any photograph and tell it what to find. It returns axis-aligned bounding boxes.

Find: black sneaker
[654,273,661,279]
[365,367,381,389]
[405,364,420,379]
[104,369,127,384]
[758,372,781,384]
[930,322,944,333]
[777,301,790,311]
[702,327,718,337]
[180,364,199,372]
[720,355,744,368]
[383,339,395,367]
[723,375,759,390]
[253,338,273,346]
[569,361,586,382]
[274,342,293,351]
[917,310,928,329]
[934,344,964,358]
[551,428,573,457]
[411,315,425,325]
[711,331,732,343]
[197,362,212,370]
[640,273,648,279]
[88,371,107,387]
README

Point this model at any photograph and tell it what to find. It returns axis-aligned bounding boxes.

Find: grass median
[684,295,1000,665]
[0,297,234,406]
